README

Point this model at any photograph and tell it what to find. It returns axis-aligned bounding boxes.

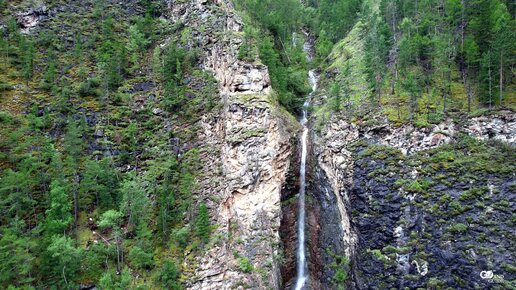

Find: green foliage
[237,256,253,273]
[120,173,150,232]
[0,1,203,287]
[368,249,390,265]
[158,260,182,290]
[44,181,72,235]
[79,158,119,211]
[196,203,211,243]
[0,169,35,221]
[98,209,123,230]
[0,111,13,124]
[126,18,152,72]
[448,223,468,234]
[404,179,431,193]
[330,254,350,289]
[99,267,132,290]
[234,0,310,113]
[77,77,101,98]
[46,235,82,287]
[20,38,35,81]
[171,227,190,249]
[162,44,187,112]
[0,223,35,287]
[312,0,363,43]
[128,246,154,269]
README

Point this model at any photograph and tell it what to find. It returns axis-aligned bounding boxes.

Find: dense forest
[1,0,213,288]
[235,0,514,121]
[0,0,514,289]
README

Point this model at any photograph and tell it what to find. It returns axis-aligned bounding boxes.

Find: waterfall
[294,36,318,290]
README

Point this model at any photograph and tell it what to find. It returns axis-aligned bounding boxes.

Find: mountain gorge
[0,0,514,289]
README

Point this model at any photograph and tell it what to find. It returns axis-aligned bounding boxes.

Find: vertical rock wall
[311,111,515,289]
[165,1,294,288]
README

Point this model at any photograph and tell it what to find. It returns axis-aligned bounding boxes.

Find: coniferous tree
[44,181,72,236]
[46,235,81,287]
[20,38,35,82]
[158,260,182,290]
[98,210,124,274]
[63,118,85,227]
[120,173,150,232]
[196,203,210,243]
[0,226,35,287]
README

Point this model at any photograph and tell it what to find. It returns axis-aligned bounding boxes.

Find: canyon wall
[165,1,295,288]
[311,110,515,289]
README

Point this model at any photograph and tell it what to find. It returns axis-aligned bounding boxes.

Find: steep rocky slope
[306,10,515,288]
[1,0,296,289]
[164,1,296,288]
[2,0,514,289]
[310,109,515,289]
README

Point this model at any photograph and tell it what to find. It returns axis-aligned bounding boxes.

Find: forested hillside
[1,1,214,288]
[0,0,514,289]
[339,0,514,124]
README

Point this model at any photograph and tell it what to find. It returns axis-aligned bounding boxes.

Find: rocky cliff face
[310,110,516,289]
[165,1,294,288]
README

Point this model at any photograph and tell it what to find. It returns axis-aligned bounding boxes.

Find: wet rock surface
[348,142,514,289]
[311,110,515,289]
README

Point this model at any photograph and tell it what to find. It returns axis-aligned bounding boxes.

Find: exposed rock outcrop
[311,110,515,289]
[165,1,293,288]
[15,5,49,33]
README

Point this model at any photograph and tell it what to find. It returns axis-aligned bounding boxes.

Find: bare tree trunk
[499,50,503,107]
[461,0,465,51]
[116,236,121,274]
[443,90,447,114]
[467,79,473,113]
[391,64,398,95]
[447,65,452,113]
[62,266,68,286]
[73,175,79,228]
[488,52,492,110]
[397,97,401,120]
[392,0,397,42]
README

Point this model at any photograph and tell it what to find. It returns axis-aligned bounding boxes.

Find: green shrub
[448,223,468,234]
[77,77,101,97]
[237,256,253,273]
[158,260,182,290]
[0,111,12,124]
[459,187,486,201]
[405,179,431,193]
[171,227,190,249]
[128,246,154,269]
[0,81,12,91]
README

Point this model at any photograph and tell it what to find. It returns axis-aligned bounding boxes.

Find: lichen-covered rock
[310,110,516,289]
[14,5,49,33]
[465,111,516,144]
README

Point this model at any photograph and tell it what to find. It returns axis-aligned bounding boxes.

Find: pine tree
[196,203,210,243]
[46,235,81,287]
[98,210,124,274]
[159,260,182,290]
[120,173,150,232]
[44,181,72,236]
[0,169,34,222]
[63,118,85,227]
[20,37,35,82]
[0,221,35,286]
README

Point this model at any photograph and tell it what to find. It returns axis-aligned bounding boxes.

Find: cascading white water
[294,41,318,289]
